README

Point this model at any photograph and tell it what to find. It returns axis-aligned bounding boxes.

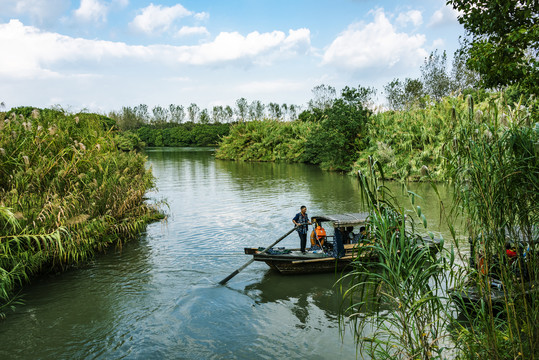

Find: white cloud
[177,26,209,37]
[130,3,192,34]
[429,6,460,27]
[0,19,150,78]
[322,9,427,71]
[432,38,445,49]
[0,20,312,78]
[396,10,423,27]
[74,0,108,23]
[175,29,311,65]
[194,12,210,21]
[1,0,69,25]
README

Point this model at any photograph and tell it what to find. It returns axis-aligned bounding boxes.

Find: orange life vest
[310,226,326,246]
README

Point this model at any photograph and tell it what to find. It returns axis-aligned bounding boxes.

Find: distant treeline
[135,123,231,147]
[108,99,303,130]
[107,99,302,148]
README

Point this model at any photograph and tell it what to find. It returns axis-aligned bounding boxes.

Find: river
[0,148,456,359]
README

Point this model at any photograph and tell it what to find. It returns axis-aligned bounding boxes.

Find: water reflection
[245,271,345,322]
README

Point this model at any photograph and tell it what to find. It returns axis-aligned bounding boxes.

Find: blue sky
[0,0,464,113]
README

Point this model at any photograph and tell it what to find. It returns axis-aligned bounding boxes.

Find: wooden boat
[450,228,538,312]
[245,213,378,275]
[244,243,378,274]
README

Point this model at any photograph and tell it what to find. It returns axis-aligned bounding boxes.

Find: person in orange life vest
[292,205,311,253]
[310,222,326,249]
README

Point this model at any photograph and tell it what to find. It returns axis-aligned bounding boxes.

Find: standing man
[292,205,311,253]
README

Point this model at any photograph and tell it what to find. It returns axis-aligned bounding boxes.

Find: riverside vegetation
[216,89,534,180]
[339,95,538,359]
[0,107,163,318]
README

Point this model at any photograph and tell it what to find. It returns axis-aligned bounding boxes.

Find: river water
[0,148,456,360]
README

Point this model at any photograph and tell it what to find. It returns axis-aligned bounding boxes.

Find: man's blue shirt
[293,212,309,234]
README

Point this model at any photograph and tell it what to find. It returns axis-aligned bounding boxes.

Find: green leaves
[447,0,539,95]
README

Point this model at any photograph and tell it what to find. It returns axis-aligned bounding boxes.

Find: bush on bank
[0,107,162,317]
[216,89,371,172]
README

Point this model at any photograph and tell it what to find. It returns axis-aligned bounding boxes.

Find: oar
[219,225,299,285]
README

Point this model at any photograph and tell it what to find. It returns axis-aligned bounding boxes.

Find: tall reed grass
[340,94,538,359]
[339,159,455,359]
[0,107,162,318]
[446,94,538,359]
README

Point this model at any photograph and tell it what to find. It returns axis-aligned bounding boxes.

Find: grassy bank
[216,93,536,181]
[0,107,162,317]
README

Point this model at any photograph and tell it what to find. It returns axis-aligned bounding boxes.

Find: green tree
[421,50,451,102]
[212,105,224,123]
[385,79,424,110]
[450,49,481,93]
[224,105,234,123]
[187,103,200,123]
[249,100,265,120]
[169,104,185,124]
[199,108,210,124]
[448,0,539,95]
[308,84,336,110]
[384,78,405,110]
[134,104,150,124]
[304,85,371,171]
[288,104,300,120]
[152,105,169,124]
[268,102,282,119]
[235,97,248,122]
[110,106,144,130]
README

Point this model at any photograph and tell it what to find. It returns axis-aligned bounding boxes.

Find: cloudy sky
[0,0,464,113]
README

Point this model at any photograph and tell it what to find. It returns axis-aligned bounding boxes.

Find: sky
[0,0,465,113]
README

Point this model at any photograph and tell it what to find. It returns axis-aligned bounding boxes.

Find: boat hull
[245,245,377,275]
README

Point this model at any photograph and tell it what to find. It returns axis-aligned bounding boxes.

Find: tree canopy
[448,0,538,95]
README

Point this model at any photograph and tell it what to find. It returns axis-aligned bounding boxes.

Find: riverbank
[216,92,537,181]
[0,107,163,317]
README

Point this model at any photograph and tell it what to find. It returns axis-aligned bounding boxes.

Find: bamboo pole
[219,225,299,285]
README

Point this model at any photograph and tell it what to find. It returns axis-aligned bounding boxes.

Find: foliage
[352,92,538,181]
[446,95,539,359]
[136,123,230,147]
[341,94,538,358]
[339,160,454,359]
[448,0,539,95]
[308,84,337,110]
[421,50,453,102]
[115,131,145,151]
[215,119,311,162]
[217,85,372,171]
[303,87,371,171]
[0,107,162,317]
[384,78,425,111]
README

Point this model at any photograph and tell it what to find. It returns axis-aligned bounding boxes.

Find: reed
[0,107,163,317]
[445,94,539,359]
[339,159,455,359]
[340,93,538,359]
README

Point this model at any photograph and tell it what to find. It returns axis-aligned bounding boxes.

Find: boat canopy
[311,213,369,228]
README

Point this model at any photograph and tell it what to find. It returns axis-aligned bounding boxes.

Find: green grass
[0,107,163,317]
